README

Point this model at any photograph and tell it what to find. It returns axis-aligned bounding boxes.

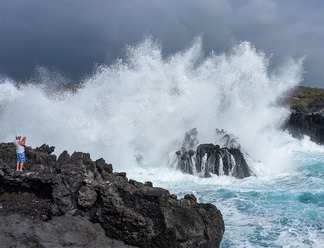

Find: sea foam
[0,37,303,175]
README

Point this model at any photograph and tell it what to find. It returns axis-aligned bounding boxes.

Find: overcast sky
[0,0,323,88]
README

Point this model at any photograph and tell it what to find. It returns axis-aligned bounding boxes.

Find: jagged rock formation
[196,144,251,179]
[175,129,252,179]
[176,144,251,179]
[0,142,225,248]
[284,113,324,145]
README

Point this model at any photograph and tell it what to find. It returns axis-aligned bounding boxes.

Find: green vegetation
[285,86,324,114]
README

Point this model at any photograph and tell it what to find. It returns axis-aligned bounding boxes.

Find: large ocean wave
[1,37,323,247]
[0,37,303,175]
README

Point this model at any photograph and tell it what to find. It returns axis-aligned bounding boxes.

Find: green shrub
[294,101,309,113]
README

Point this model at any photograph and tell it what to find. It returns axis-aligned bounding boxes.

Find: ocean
[0,38,323,247]
[127,137,324,247]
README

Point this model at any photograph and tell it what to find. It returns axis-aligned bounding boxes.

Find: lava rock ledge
[0,142,225,248]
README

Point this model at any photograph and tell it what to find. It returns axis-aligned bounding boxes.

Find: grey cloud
[229,0,323,87]
[236,0,278,26]
[0,0,323,87]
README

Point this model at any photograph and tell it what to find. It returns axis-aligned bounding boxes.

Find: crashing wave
[173,128,253,179]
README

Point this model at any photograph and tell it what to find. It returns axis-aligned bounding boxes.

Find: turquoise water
[130,147,324,248]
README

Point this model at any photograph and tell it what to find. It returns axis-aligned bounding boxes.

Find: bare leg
[16,162,19,171]
[20,162,24,171]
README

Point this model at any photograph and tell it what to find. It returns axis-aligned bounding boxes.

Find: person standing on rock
[13,135,26,171]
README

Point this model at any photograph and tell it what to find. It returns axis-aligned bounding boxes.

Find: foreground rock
[0,143,225,248]
[175,129,253,179]
[284,113,324,145]
[0,215,134,248]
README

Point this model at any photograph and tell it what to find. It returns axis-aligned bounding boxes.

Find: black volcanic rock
[175,129,253,179]
[0,215,135,248]
[177,144,252,179]
[284,113,324,145]
[0,143,225,248]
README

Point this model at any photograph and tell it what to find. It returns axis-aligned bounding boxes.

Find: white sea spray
[0,37,303,175]
[0,37,323,247]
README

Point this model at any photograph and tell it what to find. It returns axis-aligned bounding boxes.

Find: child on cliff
[13,135,26,171]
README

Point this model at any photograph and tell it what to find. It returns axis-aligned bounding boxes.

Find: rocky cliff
[284,113,324,145]
[0,143,225,248]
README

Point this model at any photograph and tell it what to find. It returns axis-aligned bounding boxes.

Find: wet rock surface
[176,144,252,179]
[0,142,225,248]
[175,128,253,179]
[284,113,324,145]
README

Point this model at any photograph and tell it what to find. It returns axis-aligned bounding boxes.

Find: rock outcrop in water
[284,113,324,145]
[175,129,253,179]
[176,144,252,179]
[0,142,225,248]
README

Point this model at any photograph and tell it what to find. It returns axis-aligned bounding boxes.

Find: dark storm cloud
[229,0,324,87]
[0,0,323,87]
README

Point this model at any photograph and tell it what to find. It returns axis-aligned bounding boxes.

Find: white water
[2,37,323,247]
[0,37,303,173]
[126,134,324,247]
[219,154,224,176]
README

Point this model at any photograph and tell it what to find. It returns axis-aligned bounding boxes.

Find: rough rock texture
[176,144,252,179]
[175,129,252,179]
[284,113,324,145]
[0,142,225,248]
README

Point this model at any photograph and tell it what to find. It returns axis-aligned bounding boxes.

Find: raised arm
[18,137,26,146]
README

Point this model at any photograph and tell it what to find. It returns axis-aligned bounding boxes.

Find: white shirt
[14,140,25,153]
